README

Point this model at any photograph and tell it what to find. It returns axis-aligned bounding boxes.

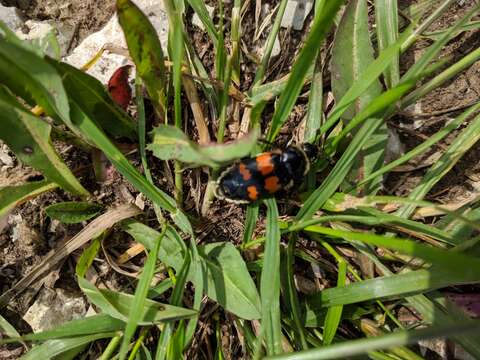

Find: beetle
[215,144,317,204]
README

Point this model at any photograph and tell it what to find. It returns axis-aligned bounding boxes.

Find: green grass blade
[119,227,166,360]
[375,0,399,88]
[253,0,288,86]
[265,320,480,360]
[396,111,480,218]
[186,0,218,42]
[322,260,346,345]
[68,101,192,233]
[117,0,167,120]
[320,29,411,136]
[303,225,480,281]
[402,3,480,82]
[402,46,480,109]
[20,333,117,360]
[75,236,102,278]
[156,251,191,360]
[297,80,415,222]
[306,267,475,309]
[0,314,21,340]
[2,314,125,343]
[261,199,282,355]
[400,0,456,52]
[354,102,480,191]
[0,87,88,196]
[164,0,186,203]
[303,56,323,144]
[242,204,259,245]
[283,235,308,349]
[0,180,58,219]
[266,0,345,142]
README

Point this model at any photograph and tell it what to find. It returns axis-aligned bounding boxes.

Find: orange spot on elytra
[239,163,252,180]
[247,185,258,201]
[264,176,280,193]
[256,153,274,175]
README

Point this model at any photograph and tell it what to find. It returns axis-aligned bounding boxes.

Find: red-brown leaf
[107,65,132,110]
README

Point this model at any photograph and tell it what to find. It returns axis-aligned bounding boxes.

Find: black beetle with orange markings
[215,143,318,204]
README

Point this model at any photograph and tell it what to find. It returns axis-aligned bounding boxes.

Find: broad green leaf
[148,125,259,167]
[198,242,261,320]
[117,0,167,119]
[331,0,384,194]
[261,199,282,355]
[0,34,70,123]
[45,201,103,224]
[78,277,196,324]
[331,0,382,121]
[20,332,117,360]
[0,180,58,220]
[122,221,187,271]
[49,60,136,140]
[123,221,261,320]
[266,0,344,141]
[0,87,88,196]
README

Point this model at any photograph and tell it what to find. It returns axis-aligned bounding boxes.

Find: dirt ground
[1,0,480,358]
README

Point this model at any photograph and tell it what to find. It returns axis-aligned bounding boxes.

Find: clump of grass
[1,0,480,359]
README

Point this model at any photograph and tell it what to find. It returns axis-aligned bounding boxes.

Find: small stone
[271,36,281,58]
[23,288,87,332]
[0,148,14,167]
[135,193,145,210]
[281,0,314,31]
[0,4,23,31]
[192,5,214,30]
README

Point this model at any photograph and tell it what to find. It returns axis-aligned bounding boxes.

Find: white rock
[271,36,281,58]
[192,5,215,29]
[16,20,75,57]
[23,288,87,332]
[0,143,14,167]
[0,4,23,31]
[17,20,54,41]
[281,0,314,31]
[65,0,169,84]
